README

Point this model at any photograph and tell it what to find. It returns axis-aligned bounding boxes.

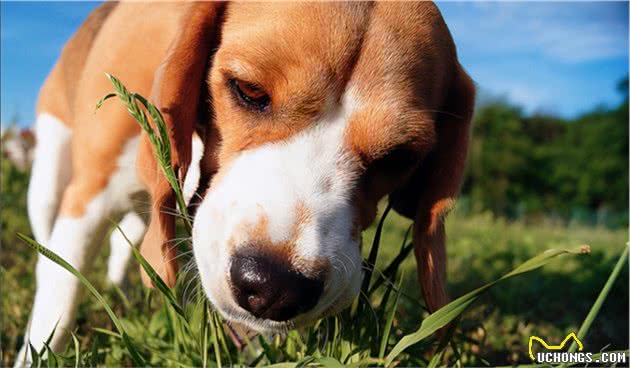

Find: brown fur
[43,3,185,220]
[36,2,118,125]
[137,2,227,286]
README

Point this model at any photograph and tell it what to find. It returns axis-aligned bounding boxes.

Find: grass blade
[379,271,404,359]
[112,222,186,318]
[385,245,591,365]
[428,316,460,368]
[209,310,223,368]
[88,337,99,367]
[361,203,392,296]
[369,241,413,294]
[202,301,209,368]
[37,319,59,359]
[266,363,297,368]
[311,356,345,368]
[98,74,192,233]
[91,327,121,338]
[94,92,116,110]
[131,93,191,231]
[70,331,80,368]
[565,243,629,355]
[28,342,39,367]
[17,233,146,366]
[426,348,445,368]
[43,343,58,368]
[259,335,278,362]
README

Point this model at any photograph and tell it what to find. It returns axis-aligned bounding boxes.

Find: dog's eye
[371,147,420,173]
[229,78,270,112]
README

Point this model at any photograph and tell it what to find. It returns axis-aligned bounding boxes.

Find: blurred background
[1,1,628,366]
[2,1,628,226]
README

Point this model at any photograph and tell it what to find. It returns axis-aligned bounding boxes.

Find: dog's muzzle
[229,249,324,321]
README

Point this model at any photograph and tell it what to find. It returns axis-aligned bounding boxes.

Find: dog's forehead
[219,2,449,86]
[222,2,370,52]
[219,2,370,87]
[210,2,449,156]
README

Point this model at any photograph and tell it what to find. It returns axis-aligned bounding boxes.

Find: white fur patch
[193,91,363,332]
[182,132,204,205]
[27,113,73,245]
[19,136,144,363]
[107,211,146,285]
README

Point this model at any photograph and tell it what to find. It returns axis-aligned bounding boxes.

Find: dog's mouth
[212,276,360,334]
[213,306,298,334]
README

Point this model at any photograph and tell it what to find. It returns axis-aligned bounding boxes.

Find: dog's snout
[230,252,323,321]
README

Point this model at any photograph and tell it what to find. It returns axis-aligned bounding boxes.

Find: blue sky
[1,1,628,127]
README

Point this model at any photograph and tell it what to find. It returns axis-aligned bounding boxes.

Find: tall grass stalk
[96,73,192,233]
[384,245,592,366]
[16,233,146,366]
[565,243,629,356]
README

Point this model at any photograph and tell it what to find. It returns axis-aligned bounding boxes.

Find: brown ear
[391,64,475,312]
[137,2,226,287]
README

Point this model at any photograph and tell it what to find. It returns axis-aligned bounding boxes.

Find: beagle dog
[19,1,474,360]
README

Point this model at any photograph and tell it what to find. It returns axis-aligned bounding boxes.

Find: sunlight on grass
[5,76,628,367]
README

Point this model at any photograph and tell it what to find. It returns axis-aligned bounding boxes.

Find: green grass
[1,79,628,366]
[2,203,628,366]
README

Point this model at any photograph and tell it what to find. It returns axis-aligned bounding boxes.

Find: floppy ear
[391,64,475,312]
[137,2,226,287]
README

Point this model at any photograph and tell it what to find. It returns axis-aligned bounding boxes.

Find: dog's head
[137,2,474,333]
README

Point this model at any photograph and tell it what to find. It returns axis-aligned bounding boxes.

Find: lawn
[369,209,628,365]
[1,155,627,366]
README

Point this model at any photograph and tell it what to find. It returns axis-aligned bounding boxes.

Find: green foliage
[566,244,629,357]
[15,206,625,367]
[2,185,628,365]
[7,206,628,366]
[464,79,629,227]
[384,245,594,366]
[0,156,31,245]
[0,157,36,363]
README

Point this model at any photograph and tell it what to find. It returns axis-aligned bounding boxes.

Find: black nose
[229,252,323,321]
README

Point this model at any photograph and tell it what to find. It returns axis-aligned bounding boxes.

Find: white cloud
[435,1,628,117]
[439,1,628,63]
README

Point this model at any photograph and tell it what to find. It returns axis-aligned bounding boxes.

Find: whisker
[181,267,202,306]
[162,249,194,264]
[332,258,349,281]
[191,191,205,201]
[164,236,192,245]
[158,208,194,221]
[338,252,355,275]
